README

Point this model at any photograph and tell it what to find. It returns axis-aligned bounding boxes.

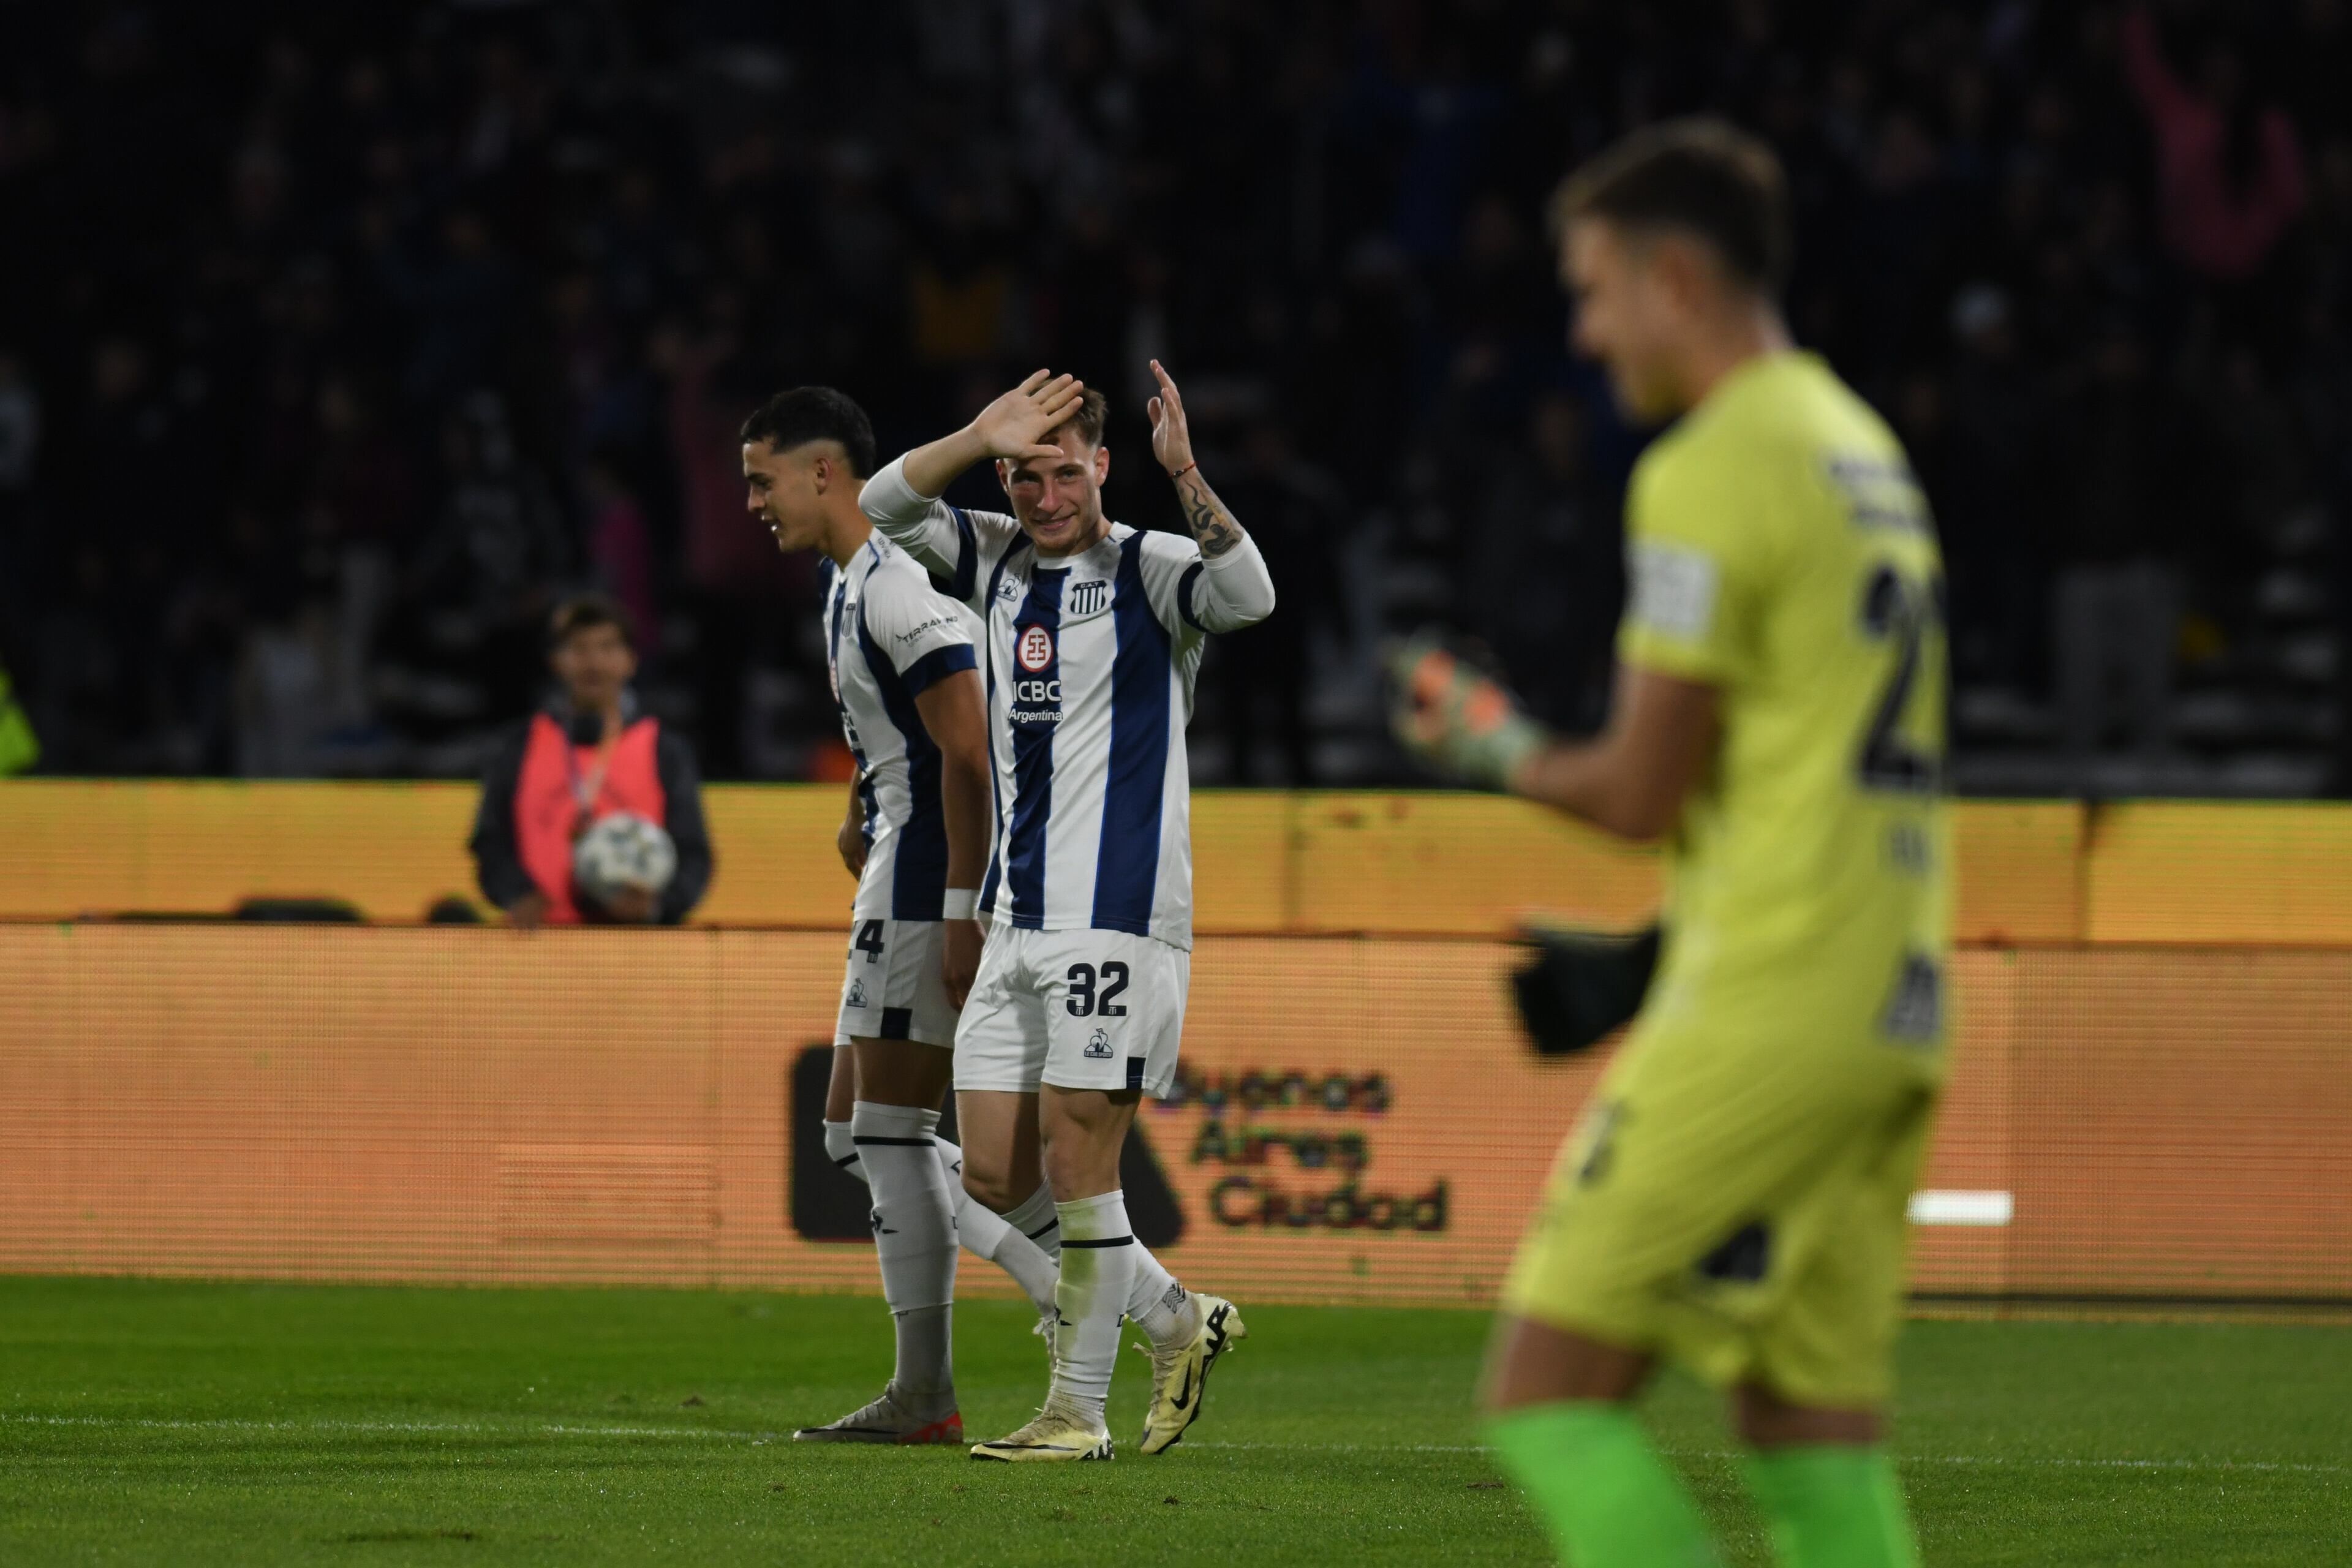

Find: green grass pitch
[1,1277,2344,1565]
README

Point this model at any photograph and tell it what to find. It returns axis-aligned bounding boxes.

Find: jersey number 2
[1856,564,1944,793]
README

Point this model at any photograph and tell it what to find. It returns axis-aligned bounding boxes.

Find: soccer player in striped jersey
[740,386,1061,1446]
[861,363,1275,1461]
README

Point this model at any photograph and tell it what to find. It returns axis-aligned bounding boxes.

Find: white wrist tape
[941,888,979,921]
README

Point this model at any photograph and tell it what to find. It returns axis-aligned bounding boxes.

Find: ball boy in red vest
[470,595,713,927]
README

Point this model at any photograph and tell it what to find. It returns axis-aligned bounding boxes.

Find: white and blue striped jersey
[861,456,1276,950]
[824,533,979,921]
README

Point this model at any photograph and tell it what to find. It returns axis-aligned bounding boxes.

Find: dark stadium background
[1,0,2348,796]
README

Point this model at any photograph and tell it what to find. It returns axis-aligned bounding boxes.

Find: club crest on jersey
[1017,625,1055,672]
[1067,579,1110,616]
[1083,1027,1114,1060]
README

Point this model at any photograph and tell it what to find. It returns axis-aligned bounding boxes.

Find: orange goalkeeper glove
[1385,631,1550,791]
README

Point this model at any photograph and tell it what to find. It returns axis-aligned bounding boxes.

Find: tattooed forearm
[1174,466,1246,559]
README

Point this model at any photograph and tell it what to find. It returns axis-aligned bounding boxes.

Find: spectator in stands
[1205,417,1344,783]
[2051,325,2192,779]
[1942,284,2050,691]
[1461,388,1619,736]
[2123,3,2307,361]
[2124,5,2308,286]
[470,595,711,928]
[0,349,36,640]
[7,2,2351,794]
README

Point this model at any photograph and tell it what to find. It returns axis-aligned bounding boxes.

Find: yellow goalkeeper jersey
[1616,350,1950,1049]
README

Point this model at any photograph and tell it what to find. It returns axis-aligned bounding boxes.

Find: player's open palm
[975,370,1085,462]
[1146,359,1193,475]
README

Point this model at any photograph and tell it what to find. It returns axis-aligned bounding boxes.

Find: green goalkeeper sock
[1744,1446,1919,1568]
[1484,1402,1722,1567]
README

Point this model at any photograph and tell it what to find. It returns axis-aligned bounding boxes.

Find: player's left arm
[1147,360,1276,631]
[1513,665,1717,840]
[1392,450,1755,840]
[911,669,992,1007]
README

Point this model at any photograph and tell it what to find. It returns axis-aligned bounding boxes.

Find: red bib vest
[514,714,667,923]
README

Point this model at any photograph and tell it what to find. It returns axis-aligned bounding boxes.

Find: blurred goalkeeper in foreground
[1393,120,1949,1568]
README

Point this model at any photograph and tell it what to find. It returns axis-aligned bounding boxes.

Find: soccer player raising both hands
[861,361,1275,1461]
[1393,121,1948,1567]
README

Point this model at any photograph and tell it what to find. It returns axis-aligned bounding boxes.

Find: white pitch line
[3,1417,2343,1477]
[1187,1442,2350,1476]
[0,1414,739,1441]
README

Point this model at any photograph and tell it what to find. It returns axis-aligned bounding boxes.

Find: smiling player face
[998,424,1111,557]
[741,439,833,555]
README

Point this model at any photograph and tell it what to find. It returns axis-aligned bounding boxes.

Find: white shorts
[834,916,958,1049]
[954,925,1189,1096]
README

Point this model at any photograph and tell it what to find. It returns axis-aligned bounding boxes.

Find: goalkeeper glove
[1510,924,1660,1057]
[1385,631,1551,791]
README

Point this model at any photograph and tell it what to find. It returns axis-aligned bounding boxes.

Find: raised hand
[1145,359,1193,476]
[973,369,1087,463]
[1386,631,1550,792]
[1149,358,1250,559]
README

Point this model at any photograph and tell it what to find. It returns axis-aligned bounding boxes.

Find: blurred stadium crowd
[1,1,2348,793]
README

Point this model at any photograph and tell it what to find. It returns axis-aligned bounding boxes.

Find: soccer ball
[571,812,676,911]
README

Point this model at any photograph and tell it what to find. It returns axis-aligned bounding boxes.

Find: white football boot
[792,1385,962,1446]
[969,1393,1114,1462]
[1136,1294,1246,1454]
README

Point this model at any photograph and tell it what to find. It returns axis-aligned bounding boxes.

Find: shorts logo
[845,979,869,1009]
[1083,1027,1113,1060]
[1017,625,1054,673]
[1068,580,1109,616]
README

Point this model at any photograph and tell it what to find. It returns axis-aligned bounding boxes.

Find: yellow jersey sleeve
[1615,437,1777,687]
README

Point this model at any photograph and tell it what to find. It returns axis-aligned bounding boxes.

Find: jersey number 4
[855,920,886,962]
[1065,962,1129,1017]
[1857,564,1945,793]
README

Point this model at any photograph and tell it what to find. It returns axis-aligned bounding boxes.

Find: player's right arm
[861,370,1085,587]
[1510,668,1718,840]
[1390,443,1752,841]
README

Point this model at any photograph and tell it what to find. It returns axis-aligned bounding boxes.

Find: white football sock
[1126,1246,1197,1347]
[1003,1180,1063,1260]
[1049,1190,1137,1427]
[851,1101,956,1414]
[922,1112,1058,1315]
[823,1119,862,1184]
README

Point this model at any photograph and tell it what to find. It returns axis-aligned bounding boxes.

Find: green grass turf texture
[1,1278,2343,1566]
